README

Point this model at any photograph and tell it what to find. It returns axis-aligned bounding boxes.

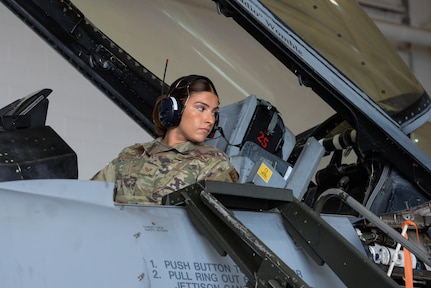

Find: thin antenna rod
[161,58,169,96]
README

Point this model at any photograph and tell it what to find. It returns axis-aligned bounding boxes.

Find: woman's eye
[197,106,205,112]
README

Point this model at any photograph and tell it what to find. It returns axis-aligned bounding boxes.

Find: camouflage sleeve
[216,165,239,183]
[90,161,117,182]
[91,145,136,181]
[198,156,239,183]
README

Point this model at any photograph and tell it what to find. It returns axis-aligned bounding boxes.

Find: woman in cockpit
[91,74,238,204]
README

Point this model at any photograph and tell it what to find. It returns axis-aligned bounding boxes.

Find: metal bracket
[166,181,309,288]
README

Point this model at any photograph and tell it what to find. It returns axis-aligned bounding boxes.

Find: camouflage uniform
[92,138,238,204]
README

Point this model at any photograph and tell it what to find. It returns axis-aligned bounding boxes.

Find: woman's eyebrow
[193,101,219,110]
[193,101,209,107]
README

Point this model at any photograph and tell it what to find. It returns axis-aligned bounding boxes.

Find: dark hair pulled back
[152,74,219,137]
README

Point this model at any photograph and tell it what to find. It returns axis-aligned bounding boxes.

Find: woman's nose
[205,111,215,124]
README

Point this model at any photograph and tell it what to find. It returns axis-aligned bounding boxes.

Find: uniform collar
[145,137,200,155]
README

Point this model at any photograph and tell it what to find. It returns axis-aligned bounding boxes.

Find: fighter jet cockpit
[1,0,431,287]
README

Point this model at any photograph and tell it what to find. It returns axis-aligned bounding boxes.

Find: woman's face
[169,91,219,144]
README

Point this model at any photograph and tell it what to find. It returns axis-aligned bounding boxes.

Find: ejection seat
[206,95,325,200]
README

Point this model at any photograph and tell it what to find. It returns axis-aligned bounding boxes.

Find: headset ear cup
[158,96,183,128]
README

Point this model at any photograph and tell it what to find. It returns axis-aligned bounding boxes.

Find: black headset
[158,75,219,138]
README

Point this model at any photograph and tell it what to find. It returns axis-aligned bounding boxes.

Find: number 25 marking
[257,131,269,148]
